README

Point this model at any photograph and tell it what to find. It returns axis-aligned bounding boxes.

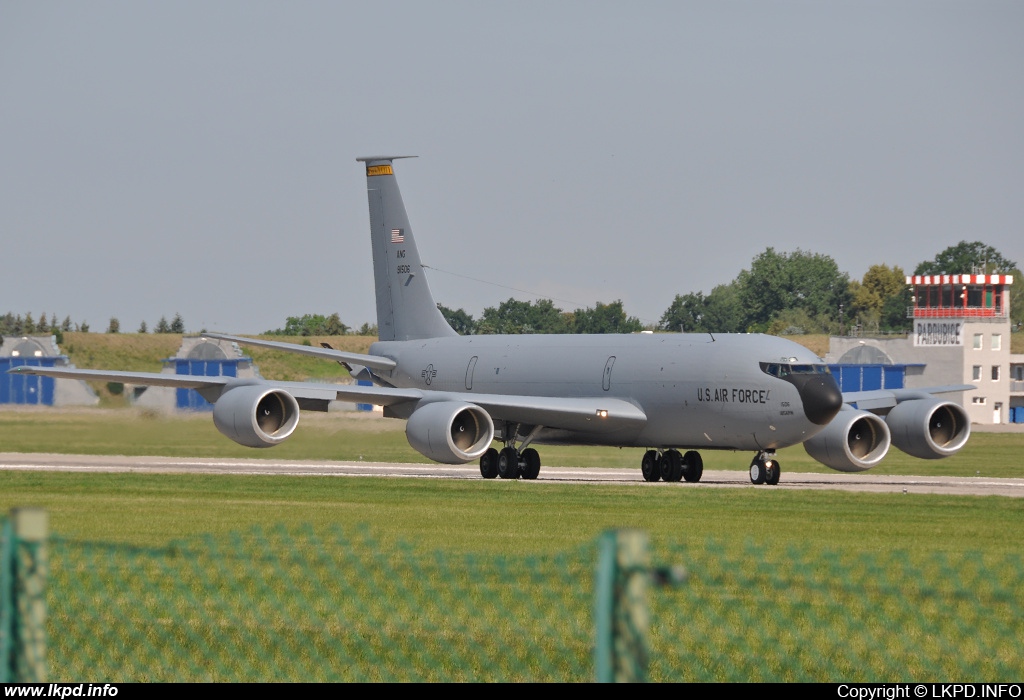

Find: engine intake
[213,385,300,448]
[885,399,970,459]
[804,409,891,472]
[406,401,495,464]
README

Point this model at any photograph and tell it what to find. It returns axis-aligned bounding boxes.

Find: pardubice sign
[914,321,963,347]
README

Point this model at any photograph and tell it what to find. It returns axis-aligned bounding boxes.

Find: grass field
[3,407,1022,681]
[2,469,1021,555]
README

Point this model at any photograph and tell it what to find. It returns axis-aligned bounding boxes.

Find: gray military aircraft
[10,157,973,484]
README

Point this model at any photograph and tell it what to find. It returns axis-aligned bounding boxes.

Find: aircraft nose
[796,373,843,425]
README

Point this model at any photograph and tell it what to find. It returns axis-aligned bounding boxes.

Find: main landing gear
[639,449,781,485]
[479,425,542,480]
[479,446,541,480]
[749,452,781,486]
[640,449,704,483]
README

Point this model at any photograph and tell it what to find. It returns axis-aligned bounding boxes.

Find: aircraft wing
[842,385,975,412]
[6,366,235,390]
[6,366,645,431]
[416,391,648,433]
[5,366,422,408]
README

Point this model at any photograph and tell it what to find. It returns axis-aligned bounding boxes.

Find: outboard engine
[213,385,301,448]
[885,399,970,459]
[804,409,891,472]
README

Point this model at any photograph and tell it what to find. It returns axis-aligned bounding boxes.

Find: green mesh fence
[44,526,1024,682]
[649,541,1024,681]
[49,526,594,682]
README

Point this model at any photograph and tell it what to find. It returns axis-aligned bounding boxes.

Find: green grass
[3,413,1022,681]
[5,471,1020,681]
[2,470,1020,556]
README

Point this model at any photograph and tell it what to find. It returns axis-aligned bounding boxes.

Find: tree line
[441,240,1022,336]
[4,241,1018,342]
[0,312,187,343]
[438,299,643,336]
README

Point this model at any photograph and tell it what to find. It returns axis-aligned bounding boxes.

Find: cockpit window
[760,362,831,377]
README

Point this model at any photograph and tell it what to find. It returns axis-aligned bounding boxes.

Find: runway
[2,452,1023,497]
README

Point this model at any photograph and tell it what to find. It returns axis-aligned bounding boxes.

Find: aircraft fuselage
[373,332,831,452]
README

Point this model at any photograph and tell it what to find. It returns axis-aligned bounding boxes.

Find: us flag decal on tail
[391,229,405,243]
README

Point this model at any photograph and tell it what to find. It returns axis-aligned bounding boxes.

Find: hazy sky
[2,1,1022,333]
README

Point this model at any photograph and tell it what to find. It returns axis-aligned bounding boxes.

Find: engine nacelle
[885,399,970,459]
[804,409,891,472]
[406,401,495,464]
[213,385,300,448]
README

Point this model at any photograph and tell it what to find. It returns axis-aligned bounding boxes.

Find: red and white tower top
[906,274,1013,319]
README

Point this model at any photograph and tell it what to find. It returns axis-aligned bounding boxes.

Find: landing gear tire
[641,450,662,482]
[497,447,520,479]
[682,450,703,483]
[764,459,781,486]
[662,450,683,482]
[521,448,541,480]
[480,447,499,479]
[749,458,767,485]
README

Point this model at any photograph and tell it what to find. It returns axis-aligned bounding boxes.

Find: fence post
[0,508,48,682]
[594,529,649,682]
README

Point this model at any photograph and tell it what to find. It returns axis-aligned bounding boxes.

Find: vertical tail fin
[358,156,456,341]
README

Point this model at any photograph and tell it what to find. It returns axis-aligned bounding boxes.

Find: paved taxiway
[1,452,1022,498]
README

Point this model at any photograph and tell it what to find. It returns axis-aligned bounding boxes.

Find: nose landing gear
[749,452,781,485]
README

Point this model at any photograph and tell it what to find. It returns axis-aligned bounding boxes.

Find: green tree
[266,313,349,336]
[848,264,910,332]
[155,316,170,333]
[737,248,851,333]
[477,298,571,334]
[914,241,1017,276]
[106,318,120,334]
[659,292,706,332]
[323,313,348,335]
[138,320,148,334]
[659,283,743,333]
[437,304,476,335]
[0,313,18,335]
[701,283,744,333]
[570,300,643,334]
[170,313,185,334]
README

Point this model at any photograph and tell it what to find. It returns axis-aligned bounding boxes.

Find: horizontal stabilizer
[202,333,397,371]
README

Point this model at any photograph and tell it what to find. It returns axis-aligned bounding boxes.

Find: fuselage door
[603,356,616,391]
[465,356,478,390]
